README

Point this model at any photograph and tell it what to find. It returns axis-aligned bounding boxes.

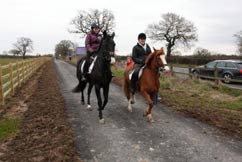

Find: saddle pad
[81,60,86,73]
[80,56,98,74]
[128,66,145,80]
[88,56,97,74]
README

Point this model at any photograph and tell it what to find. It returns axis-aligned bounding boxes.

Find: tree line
[3,9,242,58]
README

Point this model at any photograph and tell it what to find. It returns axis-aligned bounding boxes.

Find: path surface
[55,59,242,162]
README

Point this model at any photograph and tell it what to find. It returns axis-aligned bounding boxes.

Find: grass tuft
[0,118,21,140]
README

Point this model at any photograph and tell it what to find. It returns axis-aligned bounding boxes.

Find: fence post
[10,63,14,94]
[17,62,20,88]
[189,66,192,79]
[23,60,26,83]
[0,65,4,105]
[20,61,23,85]
[214,68,219,86]
[170,64,174,76]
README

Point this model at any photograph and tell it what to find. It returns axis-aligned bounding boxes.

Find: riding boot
[152,93,158,105]
[130,73,137,94]
[82,61,90,80]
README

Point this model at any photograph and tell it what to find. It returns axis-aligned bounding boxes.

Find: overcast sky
[1,0,242,56]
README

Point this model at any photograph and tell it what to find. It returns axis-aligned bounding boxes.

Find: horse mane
[145,47,165,66]
[145,51,155,66]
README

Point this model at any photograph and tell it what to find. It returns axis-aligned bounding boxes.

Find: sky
[0,0,242,56]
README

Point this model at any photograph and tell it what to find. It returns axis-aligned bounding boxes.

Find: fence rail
[0,57,50,105]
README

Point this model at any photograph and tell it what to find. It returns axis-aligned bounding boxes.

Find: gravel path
[55,59,242,162]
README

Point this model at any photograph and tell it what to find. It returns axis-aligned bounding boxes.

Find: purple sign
[76,47,87,55]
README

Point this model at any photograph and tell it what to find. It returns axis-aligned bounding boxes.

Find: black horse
[72,31,116,123]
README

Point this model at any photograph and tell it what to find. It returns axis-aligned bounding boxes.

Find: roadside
[0,60,82,162]
[111,64,242,139]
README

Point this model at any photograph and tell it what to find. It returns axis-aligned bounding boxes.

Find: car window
[206,61,216,68]
[226,62,236,68]
[216,62,226,68]
[236,63,242,68]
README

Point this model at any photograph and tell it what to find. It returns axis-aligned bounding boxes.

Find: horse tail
[76,58,83,79]
[72,58,87,93]
[72,80,87,93]
[122,70,130,100]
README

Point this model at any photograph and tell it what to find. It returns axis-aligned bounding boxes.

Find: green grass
[0,118,21,140]
[218,86,242,97]
[159,76,242,111]
[111,66,124,78]
[0,58,21,65]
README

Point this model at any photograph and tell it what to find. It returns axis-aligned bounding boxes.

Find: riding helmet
[138,33,146,40]
[91,23,99,29]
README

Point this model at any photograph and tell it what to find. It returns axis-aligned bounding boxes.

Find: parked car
[191,60,242,83]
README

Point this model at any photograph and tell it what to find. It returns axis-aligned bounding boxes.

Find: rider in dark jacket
[131,33,151,93]
[83,23,101,79]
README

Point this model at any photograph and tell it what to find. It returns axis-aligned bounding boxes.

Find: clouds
[0,0,242,55]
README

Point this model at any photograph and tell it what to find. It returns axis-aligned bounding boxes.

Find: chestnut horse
[123,47,169,122]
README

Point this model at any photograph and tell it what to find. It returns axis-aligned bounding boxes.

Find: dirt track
[0,60,81,162]
[55,59,242,162]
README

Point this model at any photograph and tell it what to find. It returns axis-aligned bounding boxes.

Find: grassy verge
[0,118,21,140]
[112,67,242,138]
[0,58,22,65]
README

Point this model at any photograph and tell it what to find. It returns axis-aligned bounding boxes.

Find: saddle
[81,55,98,74]
[129,65,145,81]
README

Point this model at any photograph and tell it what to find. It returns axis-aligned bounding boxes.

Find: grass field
[0,58,22,65]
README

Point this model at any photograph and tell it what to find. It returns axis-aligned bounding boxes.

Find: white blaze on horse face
[160,55,170,71]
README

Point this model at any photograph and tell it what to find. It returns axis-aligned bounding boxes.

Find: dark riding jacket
[85,31,101,53]
[132,43,151,65]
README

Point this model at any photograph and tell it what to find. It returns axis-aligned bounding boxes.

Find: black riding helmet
[138,33,146,40]
[91,23,99,29]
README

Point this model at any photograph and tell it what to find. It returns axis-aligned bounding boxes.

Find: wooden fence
[0,57,50,105]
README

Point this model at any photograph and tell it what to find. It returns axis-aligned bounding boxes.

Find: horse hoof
[147,114,154,123]
[128,105,132,112]
[143,110,148,117]
[86,105,93,111]
[81,101,85,105]
[99,119,105,124]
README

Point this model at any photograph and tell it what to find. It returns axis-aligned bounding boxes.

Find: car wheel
[192,71,199,78]
[223,73,232,84]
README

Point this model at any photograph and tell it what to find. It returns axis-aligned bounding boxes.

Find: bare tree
[69,9,115,37]
[146,13,198,57]
[55,40,75,58]
[9,49,21,56]
[13,37,33,59]
[234,31,242,55]
[193,47,211,57]
[2,51,8,55]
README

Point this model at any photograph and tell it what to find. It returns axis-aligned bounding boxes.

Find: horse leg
[95,85,104,124]
[124,79,133,112]
[128,93,134,112]
[141,91,154,123]
[131,93,135,104]
[81,90,85,105]
[101,85,109,110]
[86,84,93,111]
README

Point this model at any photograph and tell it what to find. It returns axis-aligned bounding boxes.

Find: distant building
[76,47,87,56]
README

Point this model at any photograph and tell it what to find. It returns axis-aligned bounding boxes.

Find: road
[55,59,242,162]
[173,67,242,90]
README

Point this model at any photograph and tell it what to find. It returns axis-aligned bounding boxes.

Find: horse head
[101,30,116,64]
[145,47,170,72]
